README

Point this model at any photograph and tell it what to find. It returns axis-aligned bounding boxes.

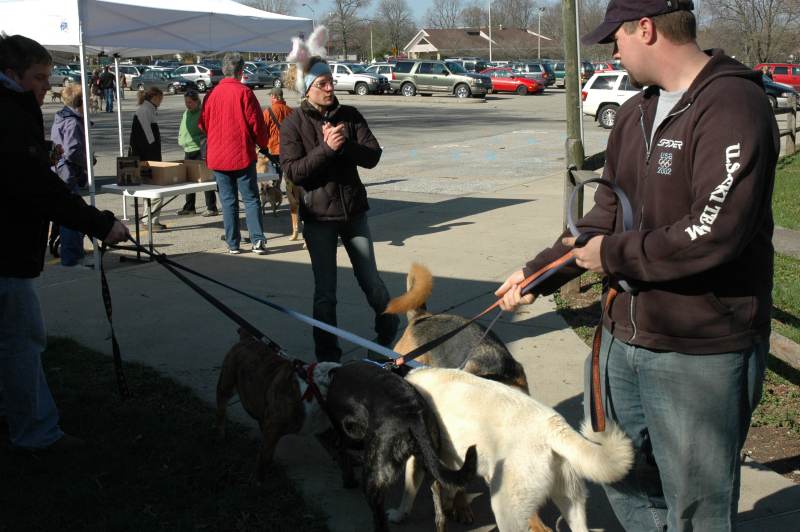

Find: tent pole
[77,0,101,270]
[114,55,128,221]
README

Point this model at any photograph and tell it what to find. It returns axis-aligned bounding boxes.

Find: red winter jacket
[198,78,269,171]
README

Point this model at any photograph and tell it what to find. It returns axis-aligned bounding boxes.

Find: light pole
[301,3,315,29]
[537,7,545,59]
[488,1,492,62]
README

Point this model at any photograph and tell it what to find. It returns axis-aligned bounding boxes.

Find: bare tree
[703,0,800,63]
[377,0,415,55]
[328,0,371,58]
[239,0,296,15]
[425,0,463,28]
[460,1,488,27]
[490,0,537,29]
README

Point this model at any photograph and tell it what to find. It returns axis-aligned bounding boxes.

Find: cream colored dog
[390,368,634,532]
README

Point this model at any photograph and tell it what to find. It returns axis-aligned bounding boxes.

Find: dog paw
[386,509,407,523]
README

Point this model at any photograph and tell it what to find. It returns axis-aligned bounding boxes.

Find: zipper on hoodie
[628,100,693,342]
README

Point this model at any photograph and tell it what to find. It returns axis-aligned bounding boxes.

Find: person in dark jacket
[99,65,115,112]
[0,34,129,451]
[280,57,399,362]
[130,86,166,231]
[50,82,90,266]
[496,2,776,530]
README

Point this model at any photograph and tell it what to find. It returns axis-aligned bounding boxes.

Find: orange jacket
[262,100,293,155]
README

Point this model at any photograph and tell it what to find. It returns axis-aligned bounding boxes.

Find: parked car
[510,61,555,87]
[49,66,81,87]
[592,61,621,73]
[444,57,489,73]
[480,67,543,95]
[130,69,197,95]
[365,63,394,77]
[199,59,222,69]
[172,64,222,92]
[113,65,150,89]
[581,71,640,129]
[241,64,280,89]
[761,76,799,109]
[391,60,492,98]
[152,59,181,69]
[552,61,595,88]
[330,62,389,95]
[755,63,800,90]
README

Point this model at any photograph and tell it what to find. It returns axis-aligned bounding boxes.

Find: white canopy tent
[1,0,311,263]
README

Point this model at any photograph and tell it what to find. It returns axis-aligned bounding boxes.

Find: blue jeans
[0,277,63,448]
[303,213,399,361]
[214,162,265,251]
[104,87,114,112]
[60,185,85,266]
[588,329,766,532]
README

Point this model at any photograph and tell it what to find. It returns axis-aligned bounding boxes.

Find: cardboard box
[183,159,215,183]
[140,161,186,186]
[116,156,141,186]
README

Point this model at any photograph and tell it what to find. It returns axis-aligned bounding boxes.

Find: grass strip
[0,337,329,532]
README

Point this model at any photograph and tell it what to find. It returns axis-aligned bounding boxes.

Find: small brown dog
[256,156,283,216]
[215,328,338,482]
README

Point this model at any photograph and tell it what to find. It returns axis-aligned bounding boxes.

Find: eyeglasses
[311,79,334,90]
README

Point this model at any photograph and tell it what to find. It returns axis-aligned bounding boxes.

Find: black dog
[324,361,477,532]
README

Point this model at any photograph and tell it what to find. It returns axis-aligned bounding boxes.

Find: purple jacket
[50,106,88,189]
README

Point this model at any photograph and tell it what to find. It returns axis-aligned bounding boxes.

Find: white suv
[582,71,640,129]
[172,64,222,92]
[330,63,390,95]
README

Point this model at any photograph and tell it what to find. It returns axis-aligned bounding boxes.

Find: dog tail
[384,263,432,317]
[546,416,633,484]
[410,421,477,488]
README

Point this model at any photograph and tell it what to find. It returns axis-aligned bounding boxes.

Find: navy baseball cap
[582,0,695,45]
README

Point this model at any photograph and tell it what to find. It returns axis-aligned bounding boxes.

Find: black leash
[99,243,130,398]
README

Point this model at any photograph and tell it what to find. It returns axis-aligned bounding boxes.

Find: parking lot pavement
[40,87,611,196]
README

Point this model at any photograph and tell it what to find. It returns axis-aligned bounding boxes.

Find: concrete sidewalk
[37,171,800,531]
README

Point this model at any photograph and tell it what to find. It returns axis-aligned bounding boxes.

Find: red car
[480,67,543,95]
[592,61,621,73]
[755,63,800,90]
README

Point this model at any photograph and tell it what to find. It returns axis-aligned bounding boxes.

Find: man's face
[612,24,646,89]
[306,75,335,108]
[4,63,52,106]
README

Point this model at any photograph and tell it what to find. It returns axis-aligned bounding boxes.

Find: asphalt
[35,168,800,531]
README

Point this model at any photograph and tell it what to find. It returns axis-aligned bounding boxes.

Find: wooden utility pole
[561,0,584,297]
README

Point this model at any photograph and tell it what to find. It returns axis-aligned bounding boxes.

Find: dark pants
[303,213,399,362]
[181,151,217,212]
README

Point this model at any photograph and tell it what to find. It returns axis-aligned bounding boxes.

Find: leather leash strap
[590,286,617,432]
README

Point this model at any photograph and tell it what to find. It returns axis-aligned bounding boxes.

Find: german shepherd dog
[384,264,529,393]
[325,361,477,532]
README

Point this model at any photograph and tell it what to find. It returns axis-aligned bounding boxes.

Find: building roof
[404,27,552,57]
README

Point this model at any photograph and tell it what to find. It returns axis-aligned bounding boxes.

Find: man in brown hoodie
[496,1,777,530]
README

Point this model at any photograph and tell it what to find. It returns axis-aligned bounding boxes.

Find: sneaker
[151,222,167,232]
[176,209,196,216]
[202,210,220,217]
[252,241,267,255]
[228,248,242,255]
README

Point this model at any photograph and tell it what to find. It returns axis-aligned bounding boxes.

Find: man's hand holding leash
[103,221,130,245]
[495,271,536,312]
[562,235,605,273]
